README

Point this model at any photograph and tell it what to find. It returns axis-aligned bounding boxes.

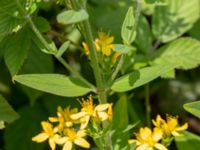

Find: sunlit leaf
[13,74,94,97]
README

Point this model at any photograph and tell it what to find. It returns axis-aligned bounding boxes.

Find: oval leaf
[121,6,136,45]
[183,101,200,119]
[153,38,200,70]
[0,95,19,123]
[152,0,200,43]
[57,9,89,25]
[13,74,94,97]
[111,65,174,92]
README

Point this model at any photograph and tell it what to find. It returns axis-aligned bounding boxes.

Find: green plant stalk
[111,55,124,82]
[145,84,151,127]
[26,16,95,91]
[69,0,107,103]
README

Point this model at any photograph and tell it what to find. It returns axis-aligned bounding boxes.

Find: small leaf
[56,41,70,58]
[153,38,200,70]
[113,44,136,54]
[33,16,50,33]
[57,9,89,25]
[152,0,200,43]
[0,95,19,123]
[183,101,200,119]
[13,74,94,97]
[111,65,174,92]
[4,28,31,76]
[175,131,200,150]
[121,6,136,45]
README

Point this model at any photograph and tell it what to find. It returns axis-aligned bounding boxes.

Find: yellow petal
[155,143,168,150]
[48,117,58,122]
[95,112,108,121]
[70,112,87,120]
[128,139,136,144]
[32,133,49,142]
[49,137,56,150]
[77,130,87,137]
[41,121,53,133]
[140,127,152,140]
[136,144,149,150]
[80,116,90,129]
[74,138,90,148]
[63,141,73,150]
[175,123,188,131]
[56,137,68,144]
[152,128,163,142]
[95,104,110,111]
[172,131,182,137]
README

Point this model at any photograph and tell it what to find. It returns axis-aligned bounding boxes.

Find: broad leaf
[4,28,31,76]
[4,105,46,150]
[153,38,200,70]
[152,0,200,43]
[183,101,200,119]
[121,6,136,45]
[189,19,200,41]
[175,131,200,150]
[13,74,94,97]
[111,65,174,92]
[136,15,152,53]
[0,95,19,123]
[57,9,89,25]
[0,0,30,39]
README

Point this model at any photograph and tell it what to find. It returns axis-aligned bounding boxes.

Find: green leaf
[0,95,19,123]
[189,19,200,41]
[33,16,50,33]
[153,38,200,70]
[183,101,200,119]
[57,9,89,25]
[111,65,174,92]
[56,41,70,58]
[136,15,152,53]
[112,95,129,150]
[0,0,28,39]
[121,6,136,45]
[113,44,136,54]
[13,74,94,97]
[4,105,46,150]
[175,131,200,150]
[152,0,200,43]
[4,28,31,76]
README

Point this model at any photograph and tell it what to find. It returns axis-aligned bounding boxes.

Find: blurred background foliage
[0,0,200,149]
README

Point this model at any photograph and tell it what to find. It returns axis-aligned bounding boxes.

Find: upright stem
[145,84,151,127]
[69,0,107,103]
[82,20,107,103]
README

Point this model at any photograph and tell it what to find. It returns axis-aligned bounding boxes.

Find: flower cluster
[32,96,113,150]
[82,32,121,63]
[129,115,188,150]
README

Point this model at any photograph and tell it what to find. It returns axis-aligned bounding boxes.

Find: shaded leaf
[175,131,200,150]
[0,95,19,123]
[152,0,200,42]
[183,101,200,119]
[4,28,31,76]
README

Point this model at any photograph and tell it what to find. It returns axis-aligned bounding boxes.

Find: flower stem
[145,84,151,127]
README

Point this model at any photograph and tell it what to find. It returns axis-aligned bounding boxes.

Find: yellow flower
[49,106,78,131]
[82,42,90,55]
[32,121,59,150]
[129,127,167,150]
[112,52,121,64]
[56,128,90,150]
[95,32,114,56]
[70,96,112,129]
[152,115,188,137]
